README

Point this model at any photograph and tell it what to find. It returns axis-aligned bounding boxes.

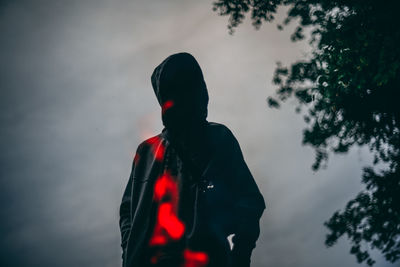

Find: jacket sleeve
[224,128,266,267]
[119,144,141,259]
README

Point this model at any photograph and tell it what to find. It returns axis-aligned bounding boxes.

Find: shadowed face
[151,52,209,133]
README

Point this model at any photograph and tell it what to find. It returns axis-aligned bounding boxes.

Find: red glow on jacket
[146,136,165,161]
[182,249,209,267]
[147,140,209,266]
[162,100,174,114]
[148,171,185,246]
[133,152,140,164]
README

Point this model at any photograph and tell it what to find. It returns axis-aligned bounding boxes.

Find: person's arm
[224,128,266,267]
[119,163,134,261]
[119,144,142,261]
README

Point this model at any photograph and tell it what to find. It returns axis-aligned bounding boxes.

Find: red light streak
[162,100,174,114]
[133,152,140,164]
[146,134,209,266]
[146,136,165,161]
[182,249,209,267]
[149,171,184,246]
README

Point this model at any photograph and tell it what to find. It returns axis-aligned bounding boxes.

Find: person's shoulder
[137,133,164,152]
[206,121,237,143]
[142,134,163,144]
[207,121,235,134]
[207,121,229,132]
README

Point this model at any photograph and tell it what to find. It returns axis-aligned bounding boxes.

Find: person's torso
[125,122,236,267]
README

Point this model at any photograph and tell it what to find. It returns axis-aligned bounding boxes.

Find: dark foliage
[213,0,400,265]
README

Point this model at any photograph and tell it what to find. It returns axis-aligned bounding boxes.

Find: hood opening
[151,52,209,137]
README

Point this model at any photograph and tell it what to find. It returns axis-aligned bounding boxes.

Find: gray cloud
[0,1,395,266]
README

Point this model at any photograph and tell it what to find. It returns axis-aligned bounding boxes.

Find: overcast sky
[0,1,395,267]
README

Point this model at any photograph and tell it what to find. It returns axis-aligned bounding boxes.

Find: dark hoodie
[151,52,211,177]
[151,52,208,134]
[119,52,266,267]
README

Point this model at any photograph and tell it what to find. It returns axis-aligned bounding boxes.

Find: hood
[151,52,209,137]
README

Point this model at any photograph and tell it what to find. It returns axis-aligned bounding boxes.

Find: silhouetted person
[119,52,266,267]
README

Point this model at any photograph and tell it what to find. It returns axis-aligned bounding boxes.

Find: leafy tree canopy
[213,0,400,265]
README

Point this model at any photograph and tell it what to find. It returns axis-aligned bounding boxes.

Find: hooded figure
[119,52,266,267]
